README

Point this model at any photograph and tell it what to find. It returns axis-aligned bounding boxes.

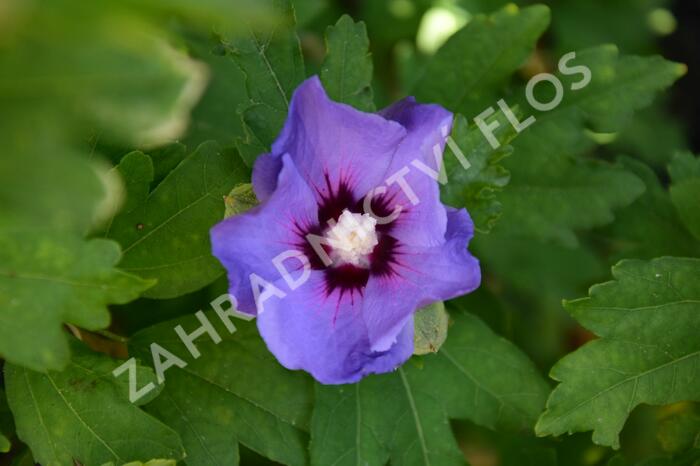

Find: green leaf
[611,104,688,169]
[310,309,550,465]
[474,233,604,300]
[5,339,184,466]
[129,311,314,466]
[0,433,9,453]
[116,152,155,213]
[496,155,645,246]
[291,0,326,26]
[441,113,516,233]
[0,232,152,371]
[413,301,449,355]
[0,0,208,147]
[470,232,607,368]
[496,46,684,244]
[412,4,550,116]
[669,152,700,242]
[580,55,686,133]
[0,148,104,234]
[226,0,305,166]
[536,257,700,449]
[514,47,684,146]
[312,368,464,466]
[101,151,155,236]
[106,142,248,299]
[320,15,374,112]
[602,157,699,260]
[149,143,189,188]
[122,0,274,34]
[182,33,248,149]
[548,0,659,55]
[419,309,550,431]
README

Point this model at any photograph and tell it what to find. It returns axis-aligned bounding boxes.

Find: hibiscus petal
[363,207,480,351]
[378,97,454,247]
[251,152,282,203]
[210,153,318,314]
[257,271,414,384]
[257,76,407,203]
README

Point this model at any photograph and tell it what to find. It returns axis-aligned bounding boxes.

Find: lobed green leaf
[226,0,305,166]
[537,257,700,449]
[106,142,248,299]
[320,15,375,112]
[5,339,184,466]
[311,309,550,465]
[0,232,152,371]
[130,311,314,466]
[412,4,551,117]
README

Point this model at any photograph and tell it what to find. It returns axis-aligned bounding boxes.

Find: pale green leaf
[5,339,184,466]
[224,183,258,218]
[536,257,700,449]
[320,15,374,112]
[413,301,448,355]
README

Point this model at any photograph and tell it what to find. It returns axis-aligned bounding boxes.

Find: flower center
[325,210,378,268]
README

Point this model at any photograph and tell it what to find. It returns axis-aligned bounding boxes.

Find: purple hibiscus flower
[211,76,480,384]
